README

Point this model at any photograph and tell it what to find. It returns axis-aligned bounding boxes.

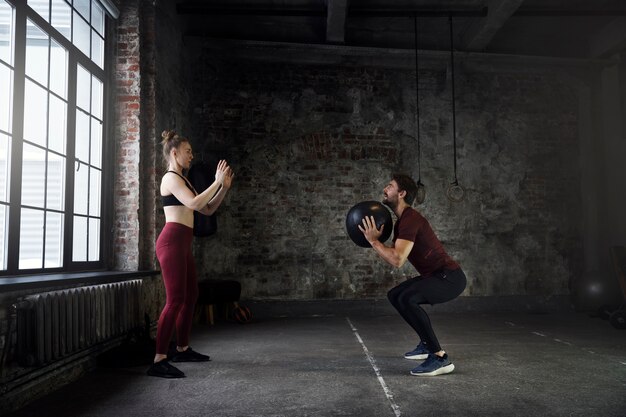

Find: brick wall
[111,0,198,312]
[113,0,142,271]
[187,57,583,300]
[151,0,194,255]
[109,2,584,302]
[113,0,192,272]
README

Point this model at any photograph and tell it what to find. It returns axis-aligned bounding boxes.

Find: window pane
[49,39,67,98]
[21,143,46,207]
[45,211,63,267]
[0,204,6,269]
[51,0,71,41]
[74,0,89,21]
[0,133,10,202]
[91,74,102,119]
[91,30,103,68]
[48,95,66,154]
[46,152,65,210]
[4,0,110,272]
[25,20,49,87]
[72,215,86,261]
[73,160,87,214]
[0,1,14,65]
[19,207,44,269]
[75,109,89,162]
[76,64,90,111]
[0,63,12,133]
[88,217,98,261]
[23,80,48,146]
[72,11,89,58]
[90,116,101,168]
[91,1,104,35]
[27,0,50,23]
[88,167,99,216]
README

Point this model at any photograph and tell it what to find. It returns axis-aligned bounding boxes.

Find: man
[358,174,466,376]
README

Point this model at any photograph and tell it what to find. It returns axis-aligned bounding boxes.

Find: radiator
[15,280,143,367]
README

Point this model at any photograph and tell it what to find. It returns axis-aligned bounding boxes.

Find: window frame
[0,0,115,276]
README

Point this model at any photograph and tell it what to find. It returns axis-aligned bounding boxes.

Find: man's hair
[392,173,418,205]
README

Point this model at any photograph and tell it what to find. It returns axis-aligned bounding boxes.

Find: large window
[0,0,113,274]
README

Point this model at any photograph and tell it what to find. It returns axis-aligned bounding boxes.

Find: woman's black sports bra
[162,171,197,206]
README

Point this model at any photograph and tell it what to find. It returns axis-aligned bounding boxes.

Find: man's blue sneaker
[404,341,429,360]
[410,353,455,376]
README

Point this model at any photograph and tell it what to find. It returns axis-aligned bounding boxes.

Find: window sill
[0,270,160,292]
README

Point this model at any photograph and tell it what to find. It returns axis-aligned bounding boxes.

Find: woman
[147,130,234,379]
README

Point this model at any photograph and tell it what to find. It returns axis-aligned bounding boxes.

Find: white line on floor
[529,331,626,366]
[346,317,401,417]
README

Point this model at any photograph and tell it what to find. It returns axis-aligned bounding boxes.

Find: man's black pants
[387,268,467,353]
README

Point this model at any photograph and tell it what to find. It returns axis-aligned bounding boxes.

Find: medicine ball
[345,201,393,248]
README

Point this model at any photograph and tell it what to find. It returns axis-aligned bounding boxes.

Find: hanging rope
[446,15,465,202]
[413,14,426,204]
[413,14,421,185]
[449,15,458,186]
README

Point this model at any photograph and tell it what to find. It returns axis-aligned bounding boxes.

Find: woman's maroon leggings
[155,222,198,355]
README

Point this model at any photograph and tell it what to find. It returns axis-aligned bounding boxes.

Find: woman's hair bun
[160,129,189,166]
[161,130,176,142]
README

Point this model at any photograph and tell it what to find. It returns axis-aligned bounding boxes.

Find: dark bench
[195,280,242,325]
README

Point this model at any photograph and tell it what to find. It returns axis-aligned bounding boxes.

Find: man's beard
[383,198,396,210]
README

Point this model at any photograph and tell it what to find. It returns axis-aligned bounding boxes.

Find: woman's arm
[163,160,229,211]
[198,167,234,215]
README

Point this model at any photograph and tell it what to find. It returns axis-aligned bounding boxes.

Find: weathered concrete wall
[188,54,584,300]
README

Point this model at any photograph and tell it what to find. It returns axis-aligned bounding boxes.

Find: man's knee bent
[387,287,401,305]
[406,292,430,308]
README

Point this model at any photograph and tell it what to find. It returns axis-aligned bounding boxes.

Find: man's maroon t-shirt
[393,207,459,275]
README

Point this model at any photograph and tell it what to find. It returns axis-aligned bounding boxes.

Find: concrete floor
[6,307,626,417]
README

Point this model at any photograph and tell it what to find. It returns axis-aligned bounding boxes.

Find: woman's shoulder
[163,170,184,178]
[162,171,186,184]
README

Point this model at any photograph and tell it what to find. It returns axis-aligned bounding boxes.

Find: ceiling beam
[191,37,609,72]
[326,0,349,44]
[348,7,487,17]
[513,9,626,16]
[176,3,326,16]
[461,0,523,52]
[175,3,488,18]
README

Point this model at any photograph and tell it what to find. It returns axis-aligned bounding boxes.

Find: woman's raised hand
[215,160,229,183]
[223,167,234,189]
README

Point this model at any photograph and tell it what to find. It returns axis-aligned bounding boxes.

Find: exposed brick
[182,57,584,300]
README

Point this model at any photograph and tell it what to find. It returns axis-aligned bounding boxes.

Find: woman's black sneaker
[146,360,185,378]
[171,347,211,362]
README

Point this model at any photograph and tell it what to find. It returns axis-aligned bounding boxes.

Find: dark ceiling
[176,0,626,59]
